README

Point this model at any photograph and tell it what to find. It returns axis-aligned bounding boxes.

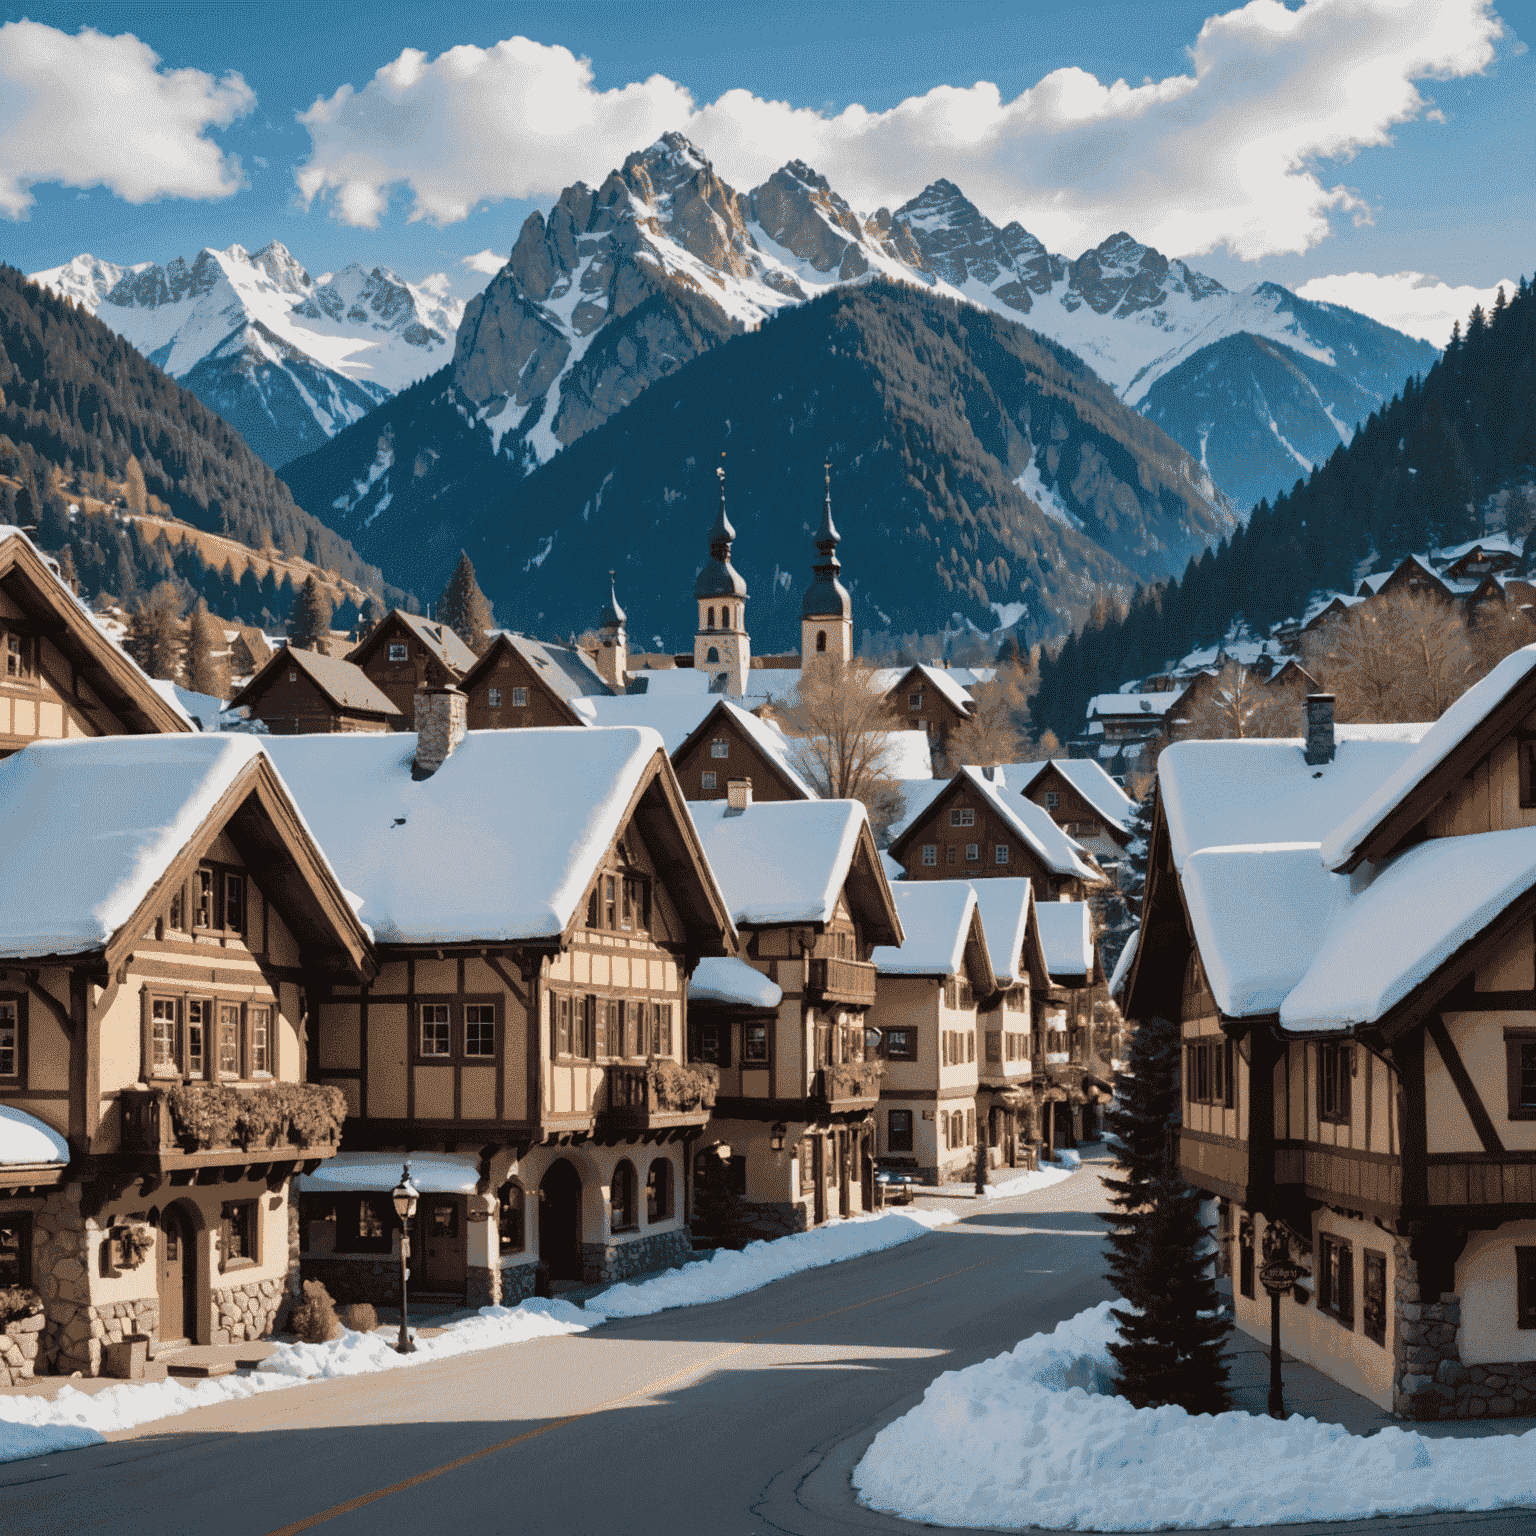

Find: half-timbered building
[347,610,479,723]
[459,631,615,731]
[227,645,402,735]
[0,527,190,756]
[1035,900,1112,1147]
[0,734,372,1379]
[684,790,902,1238]
[1008,758,1135,875]
[267,715,737,1303]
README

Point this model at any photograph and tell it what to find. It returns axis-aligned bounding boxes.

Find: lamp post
[392,1163,420,1355]
[1258,1221,1305,1419]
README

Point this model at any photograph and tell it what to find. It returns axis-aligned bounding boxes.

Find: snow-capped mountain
[30,242,464,467]
[450,134,1432,509]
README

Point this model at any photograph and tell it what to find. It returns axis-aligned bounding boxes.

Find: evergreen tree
[355,596,382,645]
[436,550,495,654]
[123,454,148,515]
[1102,1013,1231,1413]
[183,600,229,699]
[125,582,184,681]
[286,575,331,651]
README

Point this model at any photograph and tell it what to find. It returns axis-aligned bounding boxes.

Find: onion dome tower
[801,462,853,670]
[693,454,750,697]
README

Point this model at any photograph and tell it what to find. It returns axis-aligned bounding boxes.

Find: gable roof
[349,609,479,675]
[229,644,403,718]
[1008,759,1136,835]
[876,664,975,715]
[970,877,1049,987]
[0,527,192,736]
[687,798,901,945]
[264,726,736,951]
[666,698,819,800]
[462,632,615,721]
[1035,900,1094,981]
[0,734,372,973]
[1087,691,1184,720]
[1321,646,1536,873]
[873,881,994,992]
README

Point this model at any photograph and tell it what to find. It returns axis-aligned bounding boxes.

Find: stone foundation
[44,1298,159,1378]
[730,1200,811,1244]
[498,1259,538,1306]
[210,1277,285,1345]
[465,1266,497,1310]
[580,1228,692,1284]
[0,1313,45,1386]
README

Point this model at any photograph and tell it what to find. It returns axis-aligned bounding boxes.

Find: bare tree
[947,660,1031,770]
[781,661,906,831]
[1468,600,1536,680]
[1175,661,1292,740]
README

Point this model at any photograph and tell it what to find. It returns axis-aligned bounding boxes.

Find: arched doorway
[538,1159,583,1282]
[156,1205,196,1345]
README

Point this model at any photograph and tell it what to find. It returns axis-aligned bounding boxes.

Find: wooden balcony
[805,957,877,1007]
[116,1082,344,1172]
[813,1062,884,1111]
[599,1061,719,1132]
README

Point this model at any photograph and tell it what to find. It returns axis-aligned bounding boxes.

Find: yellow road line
[266,1252,999,1535]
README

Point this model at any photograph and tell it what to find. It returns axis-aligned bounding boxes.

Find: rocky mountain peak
[1068,232,1225,318]
[749,159,868,277]
[250,240,313,295]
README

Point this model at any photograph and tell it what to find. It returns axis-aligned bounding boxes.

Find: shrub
[288,1280,341,1344]
[0,1286,42,1325]
[648,1060,719,1112]
[164,1082,347,1150]
[342,1302,378,1334]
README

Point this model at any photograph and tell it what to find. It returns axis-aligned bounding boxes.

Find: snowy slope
[30,243,464,467]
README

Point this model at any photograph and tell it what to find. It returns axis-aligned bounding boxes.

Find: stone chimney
[1304,694,1336,766]
[414,685,467,778]
[726,778,753,814]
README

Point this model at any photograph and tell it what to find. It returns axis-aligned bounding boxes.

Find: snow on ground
[855,1302,1536,1531]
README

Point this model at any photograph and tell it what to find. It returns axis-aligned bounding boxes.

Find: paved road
[6,1159,1535,1536]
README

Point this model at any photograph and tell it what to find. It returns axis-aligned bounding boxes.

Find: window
[1319,1233,1354,1326]
[646,1159,672,1222]
[221,1200,257,1269]
[1519,1248,1536,1330]
[798,1138,816,1193]
[816,630,827,653]
[249,1005,271,1075]
[888,1109,914,1153]
[194,865,244,936]
[1044,791,1059,809]
[488,687,502,708]
[950,807,975,827]
[702,771,717,791]
[946,845,956,865]
[218,1003,241,1077]
[611,1160,638,1232]
[0,999,17,1080]
[1520,736,1536,809]
[1186,1038,1235,1107]
[499,1184,525,1254]
[621,875,648,933]
[1364,1250,1388,1346]
[168,887,184,932]
[707,606,715,629]
[0,1215,29,1287]
[511,687,528,707]
[908,691,923,709]
[319,1192,394,1254]
[186,998,209,1079]
[921,845,937,866]
[995,844,1010,865]
[710,738,730,758]
[693,1018,730,1067]
[288,671,298,683]
[151,997,180,1074]
[556,995,572,1056]
[388,642,408,662]
[744,1023,770,1064]
[623,999,641,1057]
[194,868,213,930]
[1318,1043,1352,1123]
[604,876,617,929]
[465,1004,496,1057]
[705,646,720,664]
[1506,1031,1536,1119]
[419,1003,451,1057]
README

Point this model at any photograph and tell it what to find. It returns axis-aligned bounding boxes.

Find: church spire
[708,451,736,560]
[802,460,851,621]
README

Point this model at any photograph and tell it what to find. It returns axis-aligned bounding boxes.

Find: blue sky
[1,0,1529,340]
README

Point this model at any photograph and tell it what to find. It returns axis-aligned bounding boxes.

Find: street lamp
[1258,1220,1305,1419]
[392,1163,420,1355]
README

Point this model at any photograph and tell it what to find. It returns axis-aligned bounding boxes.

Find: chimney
[1304,694,1336,766]
[413,685,467,778]
[725,778,753,814]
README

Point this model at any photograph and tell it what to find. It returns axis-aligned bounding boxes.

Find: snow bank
[981,1165,1074,1201]
[855,1302,1536,1530]
[586,1208,957,1319]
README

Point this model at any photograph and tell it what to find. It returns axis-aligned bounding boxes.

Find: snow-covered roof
[264,727,728,947]
[883,730,934,781]
[873,881,978,977]
[1008,759,1135,833]
[880,849,905,882]
[887,778,949,842]
[1438,534,1522,563]
[163,683,228,730]
[572,692,717,753]
[688,956,783,1009]
[299,1151,481,1195]
[0,735,266,959]
[688,799,872,928]
[1087,692,1181,718]
[1158,732,1430,874]
[1107,928,1138,1002]
[1320,646,1536,872]
[672,700,820,799]
[386,612,479,673]
[968,771,1104,883]
[477,633,613,709]
[232,645,402,716]
[1282,828,1536,1033]
[876,664,974,714]
[969,878,1036,986]
[0,1103,69,1167]
[1035,901,1093,980]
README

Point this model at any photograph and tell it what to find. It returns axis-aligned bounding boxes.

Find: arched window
[646,1159,672,1222]
[706,646,720,663]
[610,1160,638,1232]
[816,630,827,653]
[498,1183,525,1254]
[707,606,715,629]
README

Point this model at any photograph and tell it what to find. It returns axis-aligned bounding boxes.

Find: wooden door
[157,1208,194,1344]
[538,1159,583,1282]
[812,1136,826,1225]
[418,1196,467,1294]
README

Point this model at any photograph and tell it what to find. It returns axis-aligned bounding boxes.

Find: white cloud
[293,0,1503,262]
[1296,270,1517,345]
[462,249,507,275]
[0,21,254,219]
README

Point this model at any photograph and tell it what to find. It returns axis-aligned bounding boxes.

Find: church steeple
[693,452,750,697]
[595,570,628,690]
[801,461,853,670]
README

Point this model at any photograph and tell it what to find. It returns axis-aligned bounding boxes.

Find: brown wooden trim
[0,988,29,1099]
[1427,1150,1536,1164]
[1274,1137,1399,1166]
[1397,1030,1428,1207]
[1179,1126,1247,1149]
[1426,1013,1505,1155]
[877,1086,978,1101]
[74,969,98,1148]
[1364,1036,1373,1154]
[405,956,415,1124]
[1442,985,1536,1011]
[484,955,527,1006]
[359,987,369,1119]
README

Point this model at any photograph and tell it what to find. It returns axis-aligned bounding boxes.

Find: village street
[3,1157,1531,1536]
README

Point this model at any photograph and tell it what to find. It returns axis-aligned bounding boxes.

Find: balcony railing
[805,957,878,1006]
[600,1061,719,1129]
[813,1061,884,1108]
[119,1083,346,1161]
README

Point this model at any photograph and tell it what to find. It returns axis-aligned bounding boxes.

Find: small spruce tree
[183,600,229,699]
[286,575,331,651]
[436,551,495,655]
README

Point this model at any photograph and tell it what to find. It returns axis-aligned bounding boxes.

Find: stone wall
[731,1200,811,1244]
[581,1228,692,1284]
[499,1259,538,1306]
[0,1312,45,1386]
[211,1277,285,1345]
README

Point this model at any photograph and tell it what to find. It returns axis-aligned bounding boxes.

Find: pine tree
[125,582,184,681]
[286,575,331,651]
[1102,1013,1231,1413]
[436,550,495,655]
[183,600,229,699]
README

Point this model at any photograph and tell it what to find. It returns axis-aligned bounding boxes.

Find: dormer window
[710,738,729,758]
